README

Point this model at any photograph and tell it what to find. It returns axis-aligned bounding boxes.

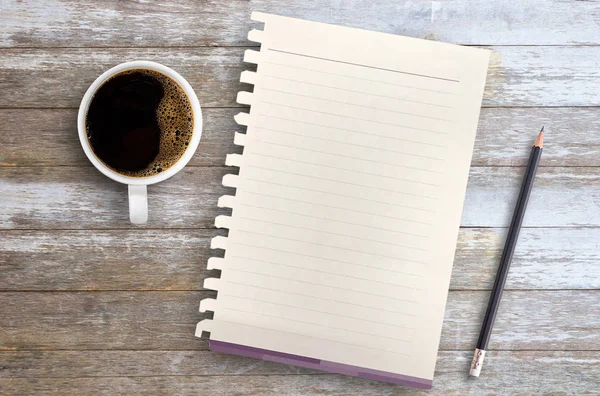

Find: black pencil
[469,127,544,377]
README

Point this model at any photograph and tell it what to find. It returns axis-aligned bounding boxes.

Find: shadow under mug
[77,61,203,224]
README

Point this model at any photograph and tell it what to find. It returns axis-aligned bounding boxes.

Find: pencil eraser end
[469,367,482,377]
[469,348,486,377]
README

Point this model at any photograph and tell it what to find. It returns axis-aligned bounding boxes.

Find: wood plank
[453,227,600,290]
[1,166,599,229]
[2,350,599,395]
[0,166,231,229]
[0,109,240,167]
[1,291,598,351]
[484,45,600,107]
[0,350,314,378]
[0,291,212,351]
[0,230,222,291]
[2,351,600,394]
[2,47,600,108]
[4,0,600,47]
[2,107,599,168]
[2,228,599,291]
[0,48,247,108]
[473,107,600,167]
[461,166,600,227]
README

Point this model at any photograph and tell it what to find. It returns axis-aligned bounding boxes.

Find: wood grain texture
[2,2,599,393]
[453,227,600,291]
[3,46,600,108]
[4,0,600,47]
[0,230,222,291]
[0,48,247,108]
[0,109,240,167]
[1,291,599,351]
[2,363,599,396]
[2,166,599,229]
[2,107,600,168]
[1,351,599,395]
[0,350,314,378]
[0,291,211,351]
[2,228,599,291]
[0,167,231,229]
[461,167,600,227]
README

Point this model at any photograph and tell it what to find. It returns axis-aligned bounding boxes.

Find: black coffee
[86,69,193,177]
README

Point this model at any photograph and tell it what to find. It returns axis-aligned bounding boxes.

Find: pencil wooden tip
[534,128,544,148]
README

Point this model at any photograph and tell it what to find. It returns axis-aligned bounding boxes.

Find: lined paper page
[198,12,489,382]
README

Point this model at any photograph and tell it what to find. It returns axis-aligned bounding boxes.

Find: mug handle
[128,185,148,224]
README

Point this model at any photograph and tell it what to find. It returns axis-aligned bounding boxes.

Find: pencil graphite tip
[534,127,544,148]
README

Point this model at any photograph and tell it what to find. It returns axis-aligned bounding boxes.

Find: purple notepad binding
[210,340,432,389]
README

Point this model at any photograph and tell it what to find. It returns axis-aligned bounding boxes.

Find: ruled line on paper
[237,216,428,252]
[263,74,457,109]
[248,142,442,180]
[224,280,419,316]
[246,140,443,174]
[228,268,420,301]
[261,99,453,126]
[253,124,447,149]
[230,255,423,282]
[240,191,433,226]
[235,202,430,238]
[249,143,443,177]
[224,294,416,330]
[245,153,441,186]
[261,100,452,134]
[219,320,413,356]
[261,88,455,121]
[241,178,437,213]
[244,165,440,200]
[252,126,447,158]
[254,112,447,138]
[231,242,427,279]
[268,48,460,83]
[222,306,415,343]
[234,230,430,265]
[262,61,459,98]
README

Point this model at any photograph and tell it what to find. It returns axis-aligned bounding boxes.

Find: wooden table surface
[2,1,600,394]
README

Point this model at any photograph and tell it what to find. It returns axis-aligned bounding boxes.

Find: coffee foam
[92,69,194,178]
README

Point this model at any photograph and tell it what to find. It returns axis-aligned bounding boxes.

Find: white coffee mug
[77,61,202,224]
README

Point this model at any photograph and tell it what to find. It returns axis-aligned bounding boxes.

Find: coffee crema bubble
[85,69,194,177]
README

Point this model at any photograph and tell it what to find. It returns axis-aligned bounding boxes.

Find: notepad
[196,12,489,389]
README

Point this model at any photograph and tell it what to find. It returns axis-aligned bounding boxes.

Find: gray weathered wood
[2,228,599,291]
[0,291,211,351]
[2,166,599,229]
[453,227,600,290]
[0,167,231,229]
[1,291,599,351]
[0,350,314,378]
[461,167,600,227]
[2,350,599,395]
[2,107,600,168]
[4,0,600,47]
[0,48,247,108]
[483,45,600,107]
[0,230,222,291]
[2,351,600,395]
[3,46,600,108]
[2,2,599,393]
[473,107,600,167]
[0,109,240,167]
